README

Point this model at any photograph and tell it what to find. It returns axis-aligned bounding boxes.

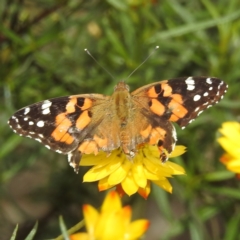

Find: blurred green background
[1,0,240,239]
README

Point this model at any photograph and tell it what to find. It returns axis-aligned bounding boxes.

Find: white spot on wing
[203,92,209,97]
[185,77,195,91]
[187,85,195,91]
[195,107,200,112]
[12,116,19,123]
[206,78,212,84]
[42,108,50,115]
[37,120,44,127]
[29,121,34,125]
[24,107,30,115]
[193,95,201,101]
[185,77,194,85]
[41,100,52,109]
[198,110,203,115]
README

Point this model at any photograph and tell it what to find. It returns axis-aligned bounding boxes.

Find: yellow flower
[80,145,186,198]
[70,191,149,240]
[218,121,240,173]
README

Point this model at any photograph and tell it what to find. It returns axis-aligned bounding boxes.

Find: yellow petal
[121,174,139,196]
[101,191,122,212]
[95,211,124,239]
[138,181,151,199]
[120,206,132,226]
[80,152,111,166]
[82,204,99,236]
[80,149,122,166]
[98,177,113,191]
[83,158,123,182]
[132,156,147,188]
[165,161,186,175]
[170,145,187,158]
[143,167,165,181]
[218,137,240,158]
[218,122,240,141]
[226,159,240,173]
[127,220,150,239]
[153,179,173,193]
[143,157,173,176]
[108,160,131,185]
[220,153,233,165]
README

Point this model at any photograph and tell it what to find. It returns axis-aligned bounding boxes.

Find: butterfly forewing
[165,77,228,127]
[132,77,228,128]
[8,95,106,154]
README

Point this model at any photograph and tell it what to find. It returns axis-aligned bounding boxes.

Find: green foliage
[1,0,240,239]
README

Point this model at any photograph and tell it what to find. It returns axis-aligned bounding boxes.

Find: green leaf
[25,222,38,240]
[204,171,235,181]
[106,0,128,11]
[59,216,70,240]
[224,213,240,240]
[0,25,24,45]
[207,187,240,199]
[149,9,240,41]
[10,225,18,240]
[152,184,172,220]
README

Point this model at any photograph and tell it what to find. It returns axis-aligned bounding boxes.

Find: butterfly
[8,77,228,173]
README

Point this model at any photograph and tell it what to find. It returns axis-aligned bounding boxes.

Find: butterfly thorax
[113,81,131,123]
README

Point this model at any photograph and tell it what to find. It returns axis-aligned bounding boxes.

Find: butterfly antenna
[126,46,159,80]
[84,49,115,80]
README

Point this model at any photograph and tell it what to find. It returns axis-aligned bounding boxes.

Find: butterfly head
[114,81,130,92]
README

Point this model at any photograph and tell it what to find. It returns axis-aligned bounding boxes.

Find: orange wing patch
[161,82,172,97]
[147,86,159,98]
[77,98,93,110]
[77,135,108,155]
[78,140,98,155]
[168,94,188,121]
[150,99,165,116]
[66,98,77,113]
[51,97,94,144]
[51,115,74,144]
[140,124,152,139]
[76,110,91,130]
[147,84,188,122]
[93,135,108,148]
[148,127,166,145]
